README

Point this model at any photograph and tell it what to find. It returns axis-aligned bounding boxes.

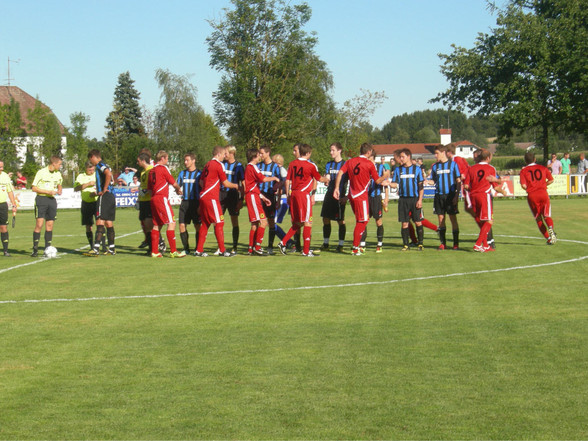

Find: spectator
[561,152,571,175]
[15,171,27,189]
[578,153,588,174]
[547,153,562,175]
[117,166,137,186]
[128,174,140,191]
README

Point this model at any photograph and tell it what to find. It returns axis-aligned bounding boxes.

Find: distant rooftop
[0,85,65,134]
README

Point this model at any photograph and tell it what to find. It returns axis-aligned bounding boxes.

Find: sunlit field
[1,197,587,439]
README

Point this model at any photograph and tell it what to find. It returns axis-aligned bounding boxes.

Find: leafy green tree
[66,112,90,169]
[207,0,335,151]
[27,99,63,161]
[0,99,24,169]
[153,69,225,168]
[432,0,588,160]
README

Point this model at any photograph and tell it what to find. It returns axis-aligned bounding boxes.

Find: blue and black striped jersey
[257,161,281,194]
[177,169,201,200]
[392,165,423,198]
[221,161,244,191]
[325,160,348,194]
[430,160,461,195]
[95,161,113,192]
[369,163,387,197]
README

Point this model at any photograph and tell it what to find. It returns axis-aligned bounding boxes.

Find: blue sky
[1,0,502,140]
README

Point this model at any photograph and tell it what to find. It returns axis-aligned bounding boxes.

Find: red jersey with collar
[200,158,228,199]
[244,163,265,194]
[453,156,470,182]
[519,163,553,194]
[287,158,321,193]
[464,162,500,195]
[148,164,175,198]
[340,156,380,199]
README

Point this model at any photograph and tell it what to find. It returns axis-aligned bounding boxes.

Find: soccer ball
[44,246,58,258]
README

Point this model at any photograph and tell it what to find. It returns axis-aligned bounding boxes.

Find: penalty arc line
[2,253,587,306]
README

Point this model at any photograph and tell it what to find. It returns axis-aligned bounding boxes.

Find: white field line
[0,230,143,275]
[1,238,587,306]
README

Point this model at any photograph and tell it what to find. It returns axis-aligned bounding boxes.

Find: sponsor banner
[570,174,588,195]
[112,187,182,207]
[547,174,569,196]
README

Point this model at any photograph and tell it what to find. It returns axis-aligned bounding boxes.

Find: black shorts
[81,200,96,226]
[433,193,459,216]
[220,189,241,216]
[35,196,58,221]
[96,192,116,221]
[320,192,346,221]
[0,202,8,225]
[139,201,152,221]
[369,195,383,220]
[261,191,278,219]
[179,199,200,225]
[398,197,423,223]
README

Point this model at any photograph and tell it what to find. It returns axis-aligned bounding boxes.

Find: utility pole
[5,57,20,86]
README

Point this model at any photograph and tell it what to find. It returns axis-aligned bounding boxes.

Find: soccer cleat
[320,243,330,251]
[170,250,186,258]
[301,250,317,257]
[267,247,275,255]
[375,246,382,253]
[213,248,222,256]
[104,248,116,255]
[138,241,149,248]
[358,247,365,254]
[335,245,344,253]
[220,251,234,257]
[231,247,238,256]
[352,248,363,256]
[86,248,100,256]
[548,228,557,244]
[438,244,445,251]
[400,245,410,252]
[193,251,208,257]
[277,242,287,255]
[417,245,424,252]
[31,250,39,257]
[473,244,486,253]
[253,248,264,256]
[151,252,163,258]
[4,251,11,257]
[452,245,459,251]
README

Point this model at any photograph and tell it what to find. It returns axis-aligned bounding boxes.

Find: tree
[105,72,145,170]
[432,0,588,161]
[0,99,24,169]
[66,112,90,169]
[153,69,225,168]
[27,99,63,161]
[207,0,336,151]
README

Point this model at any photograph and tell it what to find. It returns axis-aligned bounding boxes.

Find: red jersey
[287,158,321,193]
[464,162,500,195]
[519,163,553,194]
[340,156,380,199]
[200,158,228,199]
[148,164,175,198]
[244,163,265,194]
[453,156,470,182]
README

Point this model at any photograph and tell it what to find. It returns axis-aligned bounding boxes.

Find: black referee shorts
[139,201,152,221]
[0,202,8,225]
[81,200,96,226]
[35,196,58,221]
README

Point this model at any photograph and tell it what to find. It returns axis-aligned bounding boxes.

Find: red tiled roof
[0,86,64,134]
[440,129,452,135]
[373,143,440,156]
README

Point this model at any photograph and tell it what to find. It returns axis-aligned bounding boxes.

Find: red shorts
[246,192,266,223]
[527,191,551,219]
[349,195,369,223]
[150,196,175,226]
[200,197,224,225]
[470,192,493,221]
[290,191,312,223]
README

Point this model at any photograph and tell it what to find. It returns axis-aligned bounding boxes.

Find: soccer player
[446,143,472,217]
[519,151,557,244]
[463,149,506,252]
[176,153,201,254]
[257,145,282,254]
[31,155,63,257]
[148,151,184,258]
[136,152,154,253]
[429,145,461,250]
[87,149,116,255]
[320,142,348,253]
[359,153,389,253]
[74,161,98,248]
[220,145,245,254]
[194,146,239,257]
[333,143,389,256]
[391,149,425,251]
[271,153,293,248]
[244,148,280,255]
[0,160,18,257]
[277,143,328,257]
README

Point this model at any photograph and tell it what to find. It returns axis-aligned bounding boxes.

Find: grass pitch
[1,198,587,439]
